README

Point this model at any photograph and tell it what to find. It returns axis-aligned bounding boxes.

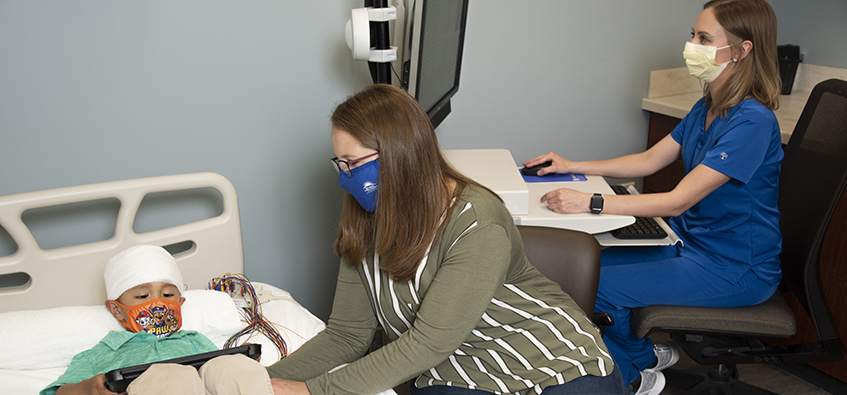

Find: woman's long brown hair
[330,84,498,282]
[703,0,781,115]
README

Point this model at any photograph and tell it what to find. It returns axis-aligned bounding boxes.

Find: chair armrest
[593,311,614,334]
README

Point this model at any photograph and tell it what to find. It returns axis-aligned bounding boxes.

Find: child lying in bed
[42,245,273,395]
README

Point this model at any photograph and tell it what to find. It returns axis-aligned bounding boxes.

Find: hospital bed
[0,173,328,393]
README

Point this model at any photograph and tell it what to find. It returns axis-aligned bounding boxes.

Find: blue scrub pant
[595,244,777,385]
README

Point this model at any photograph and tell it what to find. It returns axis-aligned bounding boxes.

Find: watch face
[591,194,603,212]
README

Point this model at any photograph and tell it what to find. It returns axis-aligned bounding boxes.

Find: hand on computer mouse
[521,161,553,176]
[523,152,572,176]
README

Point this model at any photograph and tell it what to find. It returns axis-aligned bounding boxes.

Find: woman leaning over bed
[266,84,623,395]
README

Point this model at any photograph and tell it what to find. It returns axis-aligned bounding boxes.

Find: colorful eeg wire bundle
[208,273,289,360]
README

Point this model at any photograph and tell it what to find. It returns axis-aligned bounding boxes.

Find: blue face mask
[338,159,379,212]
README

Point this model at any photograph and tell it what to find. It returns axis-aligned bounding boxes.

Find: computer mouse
[521,160,553,176]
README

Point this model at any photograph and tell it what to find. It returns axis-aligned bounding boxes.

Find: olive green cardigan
[267,185,613,395]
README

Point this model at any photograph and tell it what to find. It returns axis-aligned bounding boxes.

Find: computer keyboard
[608,185,669,239]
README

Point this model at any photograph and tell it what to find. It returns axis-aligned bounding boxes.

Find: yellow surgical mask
[683,42,732,83]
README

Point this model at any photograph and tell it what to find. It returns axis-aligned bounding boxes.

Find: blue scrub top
[669,97,783,285]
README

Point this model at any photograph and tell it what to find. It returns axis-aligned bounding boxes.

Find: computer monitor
[401,0,469,129]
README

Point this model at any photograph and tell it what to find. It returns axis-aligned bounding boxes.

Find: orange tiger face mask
[113,298,183,338]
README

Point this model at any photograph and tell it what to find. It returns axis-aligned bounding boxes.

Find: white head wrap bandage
[104,245,184,300]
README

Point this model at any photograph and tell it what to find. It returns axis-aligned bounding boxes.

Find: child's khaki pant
[127,354,274,395]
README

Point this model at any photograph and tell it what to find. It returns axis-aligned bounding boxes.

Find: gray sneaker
[634,369,666,395]
[649,342,680,372]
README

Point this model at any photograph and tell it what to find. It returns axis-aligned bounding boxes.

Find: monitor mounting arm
[345,1,399,84]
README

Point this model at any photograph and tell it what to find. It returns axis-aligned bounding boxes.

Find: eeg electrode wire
[208,273,289,360]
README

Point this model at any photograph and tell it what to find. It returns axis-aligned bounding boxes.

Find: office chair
[630,78,847,395]
[517,225,612,327]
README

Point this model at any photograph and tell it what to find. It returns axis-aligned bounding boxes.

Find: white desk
[520,180,681,246]
[442,149,529,215]
[443,149,681,246]
[514,176,634,235]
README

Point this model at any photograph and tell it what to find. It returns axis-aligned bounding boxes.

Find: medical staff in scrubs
[523,1,783,394]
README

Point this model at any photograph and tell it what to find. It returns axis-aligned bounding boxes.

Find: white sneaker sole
[634,370,666,395]
[649,342,680,372]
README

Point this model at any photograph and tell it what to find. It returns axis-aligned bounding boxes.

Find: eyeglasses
[331,152,379,177]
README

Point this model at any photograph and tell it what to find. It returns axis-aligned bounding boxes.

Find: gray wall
[1,0,844,320]
[771,0,847,69]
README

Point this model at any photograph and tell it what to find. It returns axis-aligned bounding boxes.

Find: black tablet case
[104,343,261,392]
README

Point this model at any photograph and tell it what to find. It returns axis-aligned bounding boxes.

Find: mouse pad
[521,172,587,183]
[104,343,261,392]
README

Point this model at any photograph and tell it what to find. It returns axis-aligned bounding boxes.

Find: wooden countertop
[642,64,847,145]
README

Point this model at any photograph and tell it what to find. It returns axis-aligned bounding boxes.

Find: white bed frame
[0,172,244,313]
[0,173,402,395]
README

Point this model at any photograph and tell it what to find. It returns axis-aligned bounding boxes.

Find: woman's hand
[540,188,592,214]
[271,378,311,395]
[523,152,576,176]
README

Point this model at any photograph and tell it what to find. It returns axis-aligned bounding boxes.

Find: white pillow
[0,289,242,370]
[180,289,244,346]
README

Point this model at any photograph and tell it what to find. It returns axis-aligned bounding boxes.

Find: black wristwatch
[590,193,604,214]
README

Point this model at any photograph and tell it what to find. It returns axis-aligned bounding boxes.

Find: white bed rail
[0,173,244,312]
